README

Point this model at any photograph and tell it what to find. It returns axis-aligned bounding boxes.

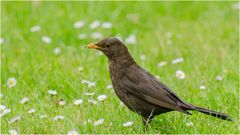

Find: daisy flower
[0,105,6,111]
[176,70,186,80]
[102,22,112,29]
[74,99,83,105]
[171,57,184,64]
[97,95,107,101]
[88,99,97,104]
[0,38,4,45]
[199,85,206,90]
[74,21,85,29]
[41,36,52,44]
[27,108,35,114]
[9,116,21,123]
[0,93,3,98]
[77,66,84,72]
[67,130,79,135]
[165,32,173,38]
[186,121,194,127]
[233,2,240,9]
[85,92,95,96]
[93,118,104,126]
[78,33,87,39]
[125,34,137,45]
[30,25,41,32]
[0,108,11,117]
[91,32,103,39]
[140,54,146,60]
[54,47,61,55]
[53,115,64,121]
[216,75,223,81]
[48,90,57,95]
[40,114,47,119]
[7,77,17,88]
[59,99,66,106]
[106,84,113,89]
[20,97,30,104]
[89,20,101,29]
[158,61,167,68]
[9,129,18,135]
[123,121,133,127]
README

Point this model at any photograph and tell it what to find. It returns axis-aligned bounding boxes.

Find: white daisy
[7,77,17,88]
[74,99,83,105]
[67,130,79,135]
[158,61,167,68]
[102,22,112,29]
[165,32,173,38]
[127,13,139,23]
[78,33,87,39]
[20,97,30,104]
[123,121,133,127]
[125,34,137,45]
[199,85,206,90]
[176,70,186,80]
[140,54,146,60]
[53,115,64,121]
[119,102,124,108]
[30,25,41,32]
[59,100,66,106]
[54,47,61,55]
[88,119,92,123]
[91,32,103,39]
[0,93,3,98]
[96,51,103,56]
[9,129,18,135]
[0,105,6,111]
[0,38,4,45]
[74,21,85,29]
[216,75,223,81]
[233,2,240,9]
[97,94,107,101]
[41,36,52,44]
[40,114,47,119]
[171,57,184,64]
[106,84,113,89]
[9,116,21,123]
[186,121,194,127]
[77,66,84,72]
[27,108,35,114]
[167,39,173,45]
[88,99,97,104]
[85,92,95,96]
[82,80,96,88]
[48,90,57,95]
[89,20,101,29]
[115,36,123,42]
[93,118,104,126]
[0,108,11,117]
[155,75,160,80]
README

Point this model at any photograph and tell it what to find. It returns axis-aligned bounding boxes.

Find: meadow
[1,1,239,134]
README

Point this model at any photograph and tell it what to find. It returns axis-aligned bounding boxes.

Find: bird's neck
[109,53,136,69]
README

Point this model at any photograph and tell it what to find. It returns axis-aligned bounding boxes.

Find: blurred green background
[1,1,239,134]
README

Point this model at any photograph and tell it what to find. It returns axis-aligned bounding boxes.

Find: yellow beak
[87,43,102,49]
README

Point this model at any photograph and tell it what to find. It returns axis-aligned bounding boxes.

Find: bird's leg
[142,116,153,132]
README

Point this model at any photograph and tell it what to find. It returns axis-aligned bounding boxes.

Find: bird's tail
[193,106,232,121]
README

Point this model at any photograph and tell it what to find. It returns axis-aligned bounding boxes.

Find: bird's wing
[120,65,191,113]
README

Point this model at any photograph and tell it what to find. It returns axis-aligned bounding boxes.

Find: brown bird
[87,37,232,126]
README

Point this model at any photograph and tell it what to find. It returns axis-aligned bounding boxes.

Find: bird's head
[87,37,129,60]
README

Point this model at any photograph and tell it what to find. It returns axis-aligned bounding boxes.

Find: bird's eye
[105,44,110,48]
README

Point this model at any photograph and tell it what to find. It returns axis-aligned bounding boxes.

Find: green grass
[1,1,239,134]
